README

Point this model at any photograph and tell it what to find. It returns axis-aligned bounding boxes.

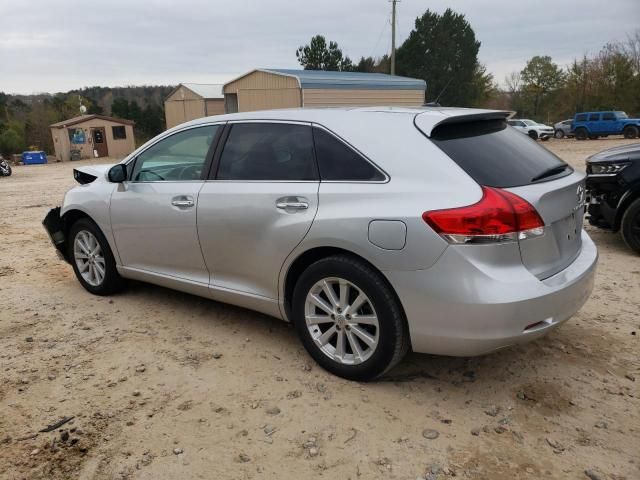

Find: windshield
[615,111,628,119]
[430,119,571,188]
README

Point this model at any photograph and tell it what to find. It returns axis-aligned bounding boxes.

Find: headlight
[588,162,630,175]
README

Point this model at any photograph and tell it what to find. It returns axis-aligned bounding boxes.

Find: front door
[110,124,221,283]
[197,122,319,299]
[92,128,108,157]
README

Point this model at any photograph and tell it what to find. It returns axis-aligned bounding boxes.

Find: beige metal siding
[224,70,299,93]
[302,88,425,107]
[165,99,206,128]
[237,88,301,112]
[205,99,225,116]
[166,85,202,102]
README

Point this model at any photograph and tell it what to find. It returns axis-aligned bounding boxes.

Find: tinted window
[507,120,517,126]
[589,113,600,121]
[313,128,385,181]
[576,114,588,122]
[131,125,218,181]
[217,123,316,181]
[602,112,615,121]
[431,119,570,188]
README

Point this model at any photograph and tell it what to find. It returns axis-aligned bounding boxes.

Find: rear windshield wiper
[531,164,569,183]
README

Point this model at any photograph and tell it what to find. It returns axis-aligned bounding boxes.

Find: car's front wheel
[68,218,125,295]
[621,198,640,254]
[528,130,538,140]
[575,128,588,140]
[554,130,565,139]
[623,125,639,139]
[292,255,409,381]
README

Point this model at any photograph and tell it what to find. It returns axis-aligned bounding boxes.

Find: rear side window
[217,123,317,181]
[312,128,385,181]
[602,112,615,121]
[589,113,600,121]
[430,119,570,188]
[576,114,587,122]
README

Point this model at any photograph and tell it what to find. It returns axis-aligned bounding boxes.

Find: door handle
[276,197,309,211]
[171,196,194,208]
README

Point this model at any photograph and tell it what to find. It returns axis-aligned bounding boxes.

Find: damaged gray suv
[43,107,598,380]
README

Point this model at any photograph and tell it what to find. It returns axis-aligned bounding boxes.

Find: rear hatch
[419,115,584,279]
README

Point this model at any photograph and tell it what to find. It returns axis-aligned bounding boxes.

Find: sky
[0,0,638,94]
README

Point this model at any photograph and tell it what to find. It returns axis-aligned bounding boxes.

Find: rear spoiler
[415,110,515,137]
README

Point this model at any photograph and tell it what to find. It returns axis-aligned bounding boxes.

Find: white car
[508,119,554,141]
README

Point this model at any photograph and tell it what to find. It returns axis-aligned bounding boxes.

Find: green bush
[0,128,25,156]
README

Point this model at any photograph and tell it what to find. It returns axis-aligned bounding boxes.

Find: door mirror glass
[108,163,127,183]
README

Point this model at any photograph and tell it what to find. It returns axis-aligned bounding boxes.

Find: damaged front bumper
[42,207,69,262]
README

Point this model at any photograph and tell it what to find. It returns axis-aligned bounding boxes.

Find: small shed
[164,83,225,128]
[223,69,426,113]
[50,115,135,161]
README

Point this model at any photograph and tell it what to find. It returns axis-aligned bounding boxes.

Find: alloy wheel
[304,277,379,365]
[74,230,106,287]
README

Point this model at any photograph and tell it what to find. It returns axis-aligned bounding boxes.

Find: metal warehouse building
[164,83,225,129]
[223,69,426,113]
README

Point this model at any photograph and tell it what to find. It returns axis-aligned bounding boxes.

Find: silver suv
[44,107,598,380]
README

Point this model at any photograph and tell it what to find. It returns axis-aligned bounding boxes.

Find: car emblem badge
[576,185,586,206]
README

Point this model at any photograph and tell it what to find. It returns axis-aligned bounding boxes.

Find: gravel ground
[0,138,638,480]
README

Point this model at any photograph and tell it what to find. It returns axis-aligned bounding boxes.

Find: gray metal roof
[181,83,225,99]
[233,69,426,90]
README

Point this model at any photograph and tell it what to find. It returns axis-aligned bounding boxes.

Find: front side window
[217,123,317,181]
[589,113,600,121]
[112,126,127,139]
[131,125,219,182]
[312,128,385,181]
[576,114,588,122]
[602,112,615,121]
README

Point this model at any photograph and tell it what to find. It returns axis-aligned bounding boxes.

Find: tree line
[0,86,172,157]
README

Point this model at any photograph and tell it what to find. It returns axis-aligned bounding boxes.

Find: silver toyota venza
[44,107,598,380]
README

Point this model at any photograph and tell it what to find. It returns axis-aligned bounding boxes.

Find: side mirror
[108,164,127,183]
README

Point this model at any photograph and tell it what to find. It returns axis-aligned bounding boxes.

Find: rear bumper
[42,207,68,262]
[386,231,598,356]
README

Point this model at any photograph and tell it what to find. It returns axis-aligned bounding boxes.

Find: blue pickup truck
[573,111,640,140]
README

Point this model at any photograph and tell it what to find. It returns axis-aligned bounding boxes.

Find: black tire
[621,197,640,254]
[623,125,639,139]
[554,130,565,139]
[68,218,125,295]
[575,128,588,140]
[292,255,409,381]
[528,130,538,140]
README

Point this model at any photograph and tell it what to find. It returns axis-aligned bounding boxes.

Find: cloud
[1,0,638,94]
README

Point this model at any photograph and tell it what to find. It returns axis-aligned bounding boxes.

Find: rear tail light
[422,186,545,244]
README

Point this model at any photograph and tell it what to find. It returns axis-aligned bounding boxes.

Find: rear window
[430,119,571,188]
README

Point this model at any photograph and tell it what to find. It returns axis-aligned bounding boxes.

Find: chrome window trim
[125,122,226,183]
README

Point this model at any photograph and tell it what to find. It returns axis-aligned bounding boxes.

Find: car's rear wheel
[575,128,588,140]
[292,255,409,381]
[68,218,125,295]
[554,130,565,139]
[623,125,639,139]
[528,130,538,140]
[621,198,640,254]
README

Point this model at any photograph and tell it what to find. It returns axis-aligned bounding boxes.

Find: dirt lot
[1,138,638,480]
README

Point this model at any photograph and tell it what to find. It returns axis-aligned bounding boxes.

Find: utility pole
[390,0,398,75]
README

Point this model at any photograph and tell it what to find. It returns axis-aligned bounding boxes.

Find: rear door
[425,117,584,279]
[197,121,319,299]
[110,124,221,283]
[588,113,602,134]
